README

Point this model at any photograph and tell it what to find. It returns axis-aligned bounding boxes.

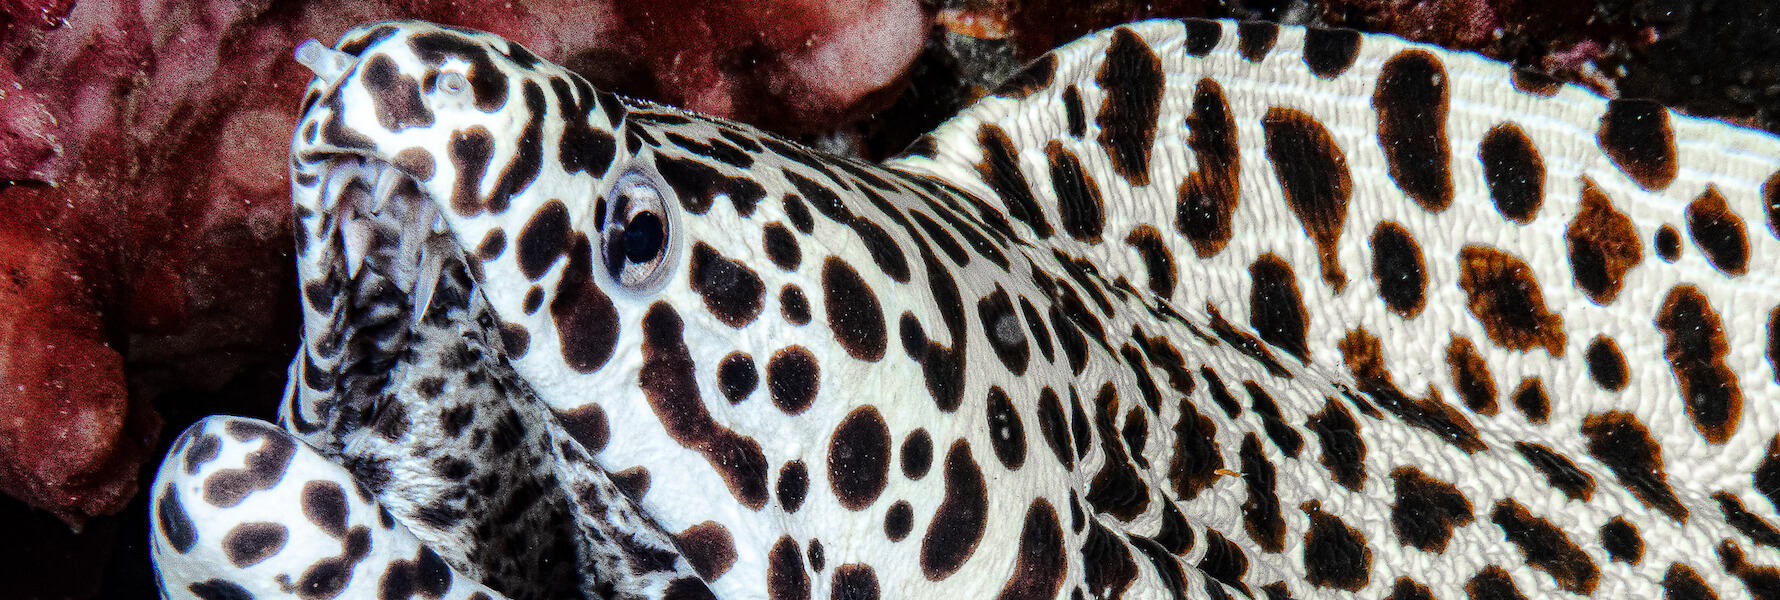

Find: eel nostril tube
[294,39,353,84]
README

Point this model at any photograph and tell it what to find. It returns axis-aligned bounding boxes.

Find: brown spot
[1390,466,1473,553]
[1457,245,1566,355]
[1301,501,1372,591]
[1510,377,1550,423]
[1341,329,1487,453]
[551,235,620,373]
[612,466,651,499]
[1720,540,1780,598]
[831,565,879,600]
[1687,185,1750,276]
[1175,78,1241,258]
[555,403,609,453]
[1197,529,1251,597]
[204,420,296,508]
[1582,411,1687,521]
[676,522,737,580]
[1168,399,1223,501]
[1514,441,1594,502]
[223,522,288,568]
[1713,491,1780,549]
[920,440,988,581]
[767,536,808,600]
[639,303,769,509]
[1238,21,1278,62]
[1385,578,1436,600]
[1511,68,1563,96]
[1082,522,1138,599]
[1371,221,1427,317]
[1567,178,1643,304]
[1656,285,1742,444]
[1096,28,1165,186]
[1373,49,1452,212]
[1600,517,1642,564]
[393,147,436,181]
[1306,398,1364,491]
[448,126,496,216]
[777,461,807,512]
[1656,224,1683,262]
[1662,564,1719,600]
[1248,254,1309,363]
[767,346,820,415]
[1480,123,1544,223]
[994,54,1055,99]
[1123,225,1177,299]
[1491,498,1599,594]
[828,406,891,510]
[1598,99,1677,191]
[975,124,1052,238]
[1466,565,1528,600]
[993,499,1068,600]
[1767,171,1780,240]
[1240,435,1285,553]
[1086,383,1152,521]
[690,242,767,328]
[1446,336,1497,415]
[1264,107,1351,292]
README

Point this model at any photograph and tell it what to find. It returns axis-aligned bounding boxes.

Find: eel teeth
[294,39,354,86]
[410,242,447,326]
[341,214,372,280]
[369,167,401,215]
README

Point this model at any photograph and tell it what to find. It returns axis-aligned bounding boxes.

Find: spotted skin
[151,18,1780,600]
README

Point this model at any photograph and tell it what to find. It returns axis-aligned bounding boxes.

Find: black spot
[639,303,770,509]
[1389,466,1473,553]
[994,54,1055,98]
[1155,500,1195,554]
[1598,98,1677,190]
[1069,387,1092,460]
[829,406,892,510]
[1370,222,1426,317]
[1491,498,1600,594]
[767,536,809,600]
[1182,18,1223,55]
[1582,411,1687,521]
[1063,85,1086,138]
[184,433,221,475]
[1123,226,1177,299]
[764,223,801,271]
[1168,399,1223,501]
[1715,491,1780,549]
[985,387,1028,470]
[778,461,809,512]
[1096,28,1165,186]
[1245,381,1303,458]
[1081,522,1138,599]
[1511,68,1563,96]
[1373,49,1452,211]
[768,346,821,415]
[552,77,618,179]
[1513,441,1594,502]
[920,440,988,580]
[1238,21,1277,62]
[1480,122,1545,223]
[974,124,1053,238]
[909,209,969,267]
[1035,387,1074,471]
[1688,186,1750,276]
[1385,578,1436,600]
[994,499,1068,600]
[1600,517,1642,564]
[1301,501,1372,591]
[1567,178,1644,305]
[807,539,825,572]
[783,193,814,234]
[901,429,932,480]
[1198,529,1251,597]
[885,501,914,541]
[1240,435,1285,552]
[823,257,888,362]
[1656,285,1742,444]
[1585,336,1628,391]
[1656,225,1682,262]
[1086,384,1151,521]
[338,24,399,55]
[157,486,197,553]
[1174,76,1243,250]
[1511,378,1550,423]
[656,155,768,217]
[1303,27,1361,78]
[781,285,811,326]
[1207,304,1293,379]
[1119,407,1149,470]
[1201,367,1241,419]
[718,352,758,404]
[1307,398,1364,491]
[1264,107,1351,292]
[551,235,620,373]
[1249,254,1309,362]
[557,403,607,453]
[222,521,287,568]
[302,480,350,538]
[1129,534,1187,599]
[1458,245,1566,355]
[1047,142,1104,243]
[1341,329,1489,453]
[410,31,507,111]
[188,579,254,600]
[1019,297,1055,363]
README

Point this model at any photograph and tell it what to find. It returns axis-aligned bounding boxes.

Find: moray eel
[149,19,1780,600]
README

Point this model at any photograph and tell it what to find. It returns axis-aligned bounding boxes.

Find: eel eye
[600,170,677,293]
